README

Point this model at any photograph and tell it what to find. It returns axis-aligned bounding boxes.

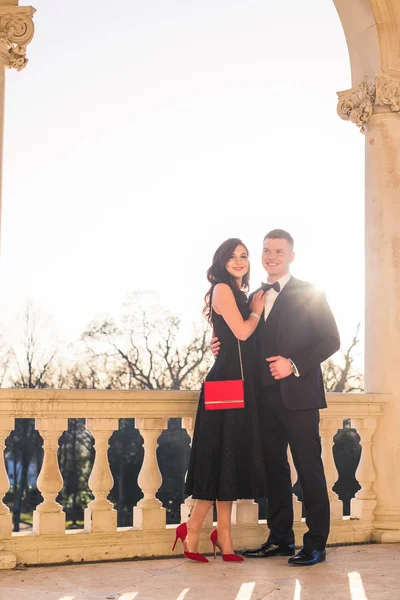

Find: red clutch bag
[204,378,244,410]
[204,319,245,410]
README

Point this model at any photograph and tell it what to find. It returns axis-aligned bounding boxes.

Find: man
[211,229,340,566]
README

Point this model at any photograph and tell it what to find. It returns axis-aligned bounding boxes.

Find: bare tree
[56,353,120,390]
[82,294,212,391]
[0,328,11,386]
[322,324,363,393]
[9,301,58,389]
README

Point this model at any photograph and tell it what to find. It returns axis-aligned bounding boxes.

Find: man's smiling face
[262,237,295,282]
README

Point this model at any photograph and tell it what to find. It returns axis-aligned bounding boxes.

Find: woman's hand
[210,336,220,357]
[250,290,265,315]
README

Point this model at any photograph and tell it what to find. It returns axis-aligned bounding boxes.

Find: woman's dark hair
[203,238,250,322]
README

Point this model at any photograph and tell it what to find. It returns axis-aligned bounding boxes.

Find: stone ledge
[0,523,267,566]
[0,519,376,567]
[0,390,390,419]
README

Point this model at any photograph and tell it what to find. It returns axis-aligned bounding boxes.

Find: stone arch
[333,0,400,85]
[333,0,400,131]
[333,0,381,85]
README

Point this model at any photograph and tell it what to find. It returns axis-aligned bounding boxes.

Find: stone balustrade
[0,389,389,568]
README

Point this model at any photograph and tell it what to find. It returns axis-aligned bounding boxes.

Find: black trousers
[260,384,330,551]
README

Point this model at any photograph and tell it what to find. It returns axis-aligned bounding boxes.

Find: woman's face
[225,244,249,281]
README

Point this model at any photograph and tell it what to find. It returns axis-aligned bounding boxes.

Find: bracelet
[250,311,261,320]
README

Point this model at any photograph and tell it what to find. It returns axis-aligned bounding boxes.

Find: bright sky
[0,0,364,362]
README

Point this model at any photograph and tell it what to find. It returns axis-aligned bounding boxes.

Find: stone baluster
[84,418,118,533]
[351,417,378,523]
[33,418,67,534]
[320,418,343,520]
[0,418,13,538]
[287,447,302,522]
[133,418,168,530]
[0,418,16,569]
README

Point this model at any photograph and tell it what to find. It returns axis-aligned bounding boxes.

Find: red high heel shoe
[210,528,244,562]
[172,522,209,563]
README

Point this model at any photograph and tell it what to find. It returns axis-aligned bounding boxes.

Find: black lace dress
[185,299,266,501]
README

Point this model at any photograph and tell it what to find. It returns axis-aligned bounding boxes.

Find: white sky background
[0,0,364,364]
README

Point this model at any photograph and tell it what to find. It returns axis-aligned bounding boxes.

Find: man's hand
[210,336,220,357]
[266,356,292,380]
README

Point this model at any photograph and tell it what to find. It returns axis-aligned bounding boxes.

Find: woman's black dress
[185,300,265,501]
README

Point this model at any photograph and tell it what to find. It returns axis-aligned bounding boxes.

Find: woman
[172,238,265,563]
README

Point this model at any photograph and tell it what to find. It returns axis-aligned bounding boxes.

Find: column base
[0,513,12,538]
[133,507,166,530]
[372,529,400,543]
[372,510,400,542]
[33,511,66,535]
[84,508,117,533]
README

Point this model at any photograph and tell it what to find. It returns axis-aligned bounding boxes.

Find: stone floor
[0,544,399,600]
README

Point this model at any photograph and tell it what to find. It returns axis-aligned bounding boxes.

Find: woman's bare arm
[212,284,264,341]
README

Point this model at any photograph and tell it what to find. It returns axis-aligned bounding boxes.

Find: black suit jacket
[250,276,340,411]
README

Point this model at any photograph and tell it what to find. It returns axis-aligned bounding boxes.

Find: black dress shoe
[241,542,295,558]
[288,548,326,566]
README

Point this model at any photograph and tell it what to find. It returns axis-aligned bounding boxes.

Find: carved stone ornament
[0,6,36,71]
[375,72,400,115]
[337,82,376,133]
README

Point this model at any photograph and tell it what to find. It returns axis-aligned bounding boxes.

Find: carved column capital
[375,72,400,115]
[337,82,376,133]
[337,73,400,133]
[0,6,36,71]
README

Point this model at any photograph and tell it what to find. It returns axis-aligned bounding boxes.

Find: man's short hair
[263,229,294,249]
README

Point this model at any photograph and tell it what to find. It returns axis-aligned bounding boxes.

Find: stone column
[133,418,167,530]
[0,3,36,243]
[33,418,67,535]
[364,106,400,542]
[84,418,118,533]
[338,75,400,541]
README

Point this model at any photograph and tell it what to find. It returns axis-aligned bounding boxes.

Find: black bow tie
[261,282,281,293]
